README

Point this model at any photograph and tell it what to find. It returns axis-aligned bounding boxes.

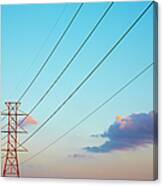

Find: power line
[1,135,7,141]
[1,124,8,130]
[21,62,154,164]
[0,116,6,122]
[18,3,84,102]
[19,2,114,127]
[14,5,67,96]
[19,1,153,147]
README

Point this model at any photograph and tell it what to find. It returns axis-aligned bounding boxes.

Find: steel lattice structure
[1,102,28,177]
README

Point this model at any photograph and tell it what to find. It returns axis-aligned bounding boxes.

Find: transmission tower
[1,102,28,177]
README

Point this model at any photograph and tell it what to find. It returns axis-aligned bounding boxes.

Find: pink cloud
[19,116,38,127]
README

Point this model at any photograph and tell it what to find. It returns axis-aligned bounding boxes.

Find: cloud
[90,134,101,138]
[68,153,93,159]
[84,111,157,153]
[19,115,38,127]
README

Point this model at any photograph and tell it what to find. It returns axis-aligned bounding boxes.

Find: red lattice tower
[1,102,28,177]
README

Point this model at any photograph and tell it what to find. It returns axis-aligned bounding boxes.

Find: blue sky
[1,1,156,179]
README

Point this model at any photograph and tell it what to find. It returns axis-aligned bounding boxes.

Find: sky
[1,1,157,180]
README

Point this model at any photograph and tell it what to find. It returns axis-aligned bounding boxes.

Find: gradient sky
[1,1,156,180]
